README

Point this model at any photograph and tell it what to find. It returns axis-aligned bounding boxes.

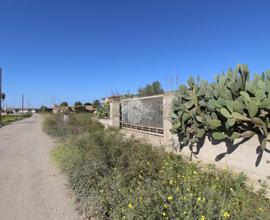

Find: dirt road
[0,114,80,220]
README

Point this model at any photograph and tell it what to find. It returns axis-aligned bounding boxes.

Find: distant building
[84,104,96,113]
[52,105,60,114]
[52,105,73,114]
[2,107,38,114]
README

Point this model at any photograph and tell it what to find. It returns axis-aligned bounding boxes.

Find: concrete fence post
[109,96,121,127]
[163,92,177,150]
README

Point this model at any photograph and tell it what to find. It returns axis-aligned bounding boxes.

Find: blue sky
[1,0,270,107]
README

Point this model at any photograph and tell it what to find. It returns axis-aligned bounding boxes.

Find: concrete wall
[107,93,270,192]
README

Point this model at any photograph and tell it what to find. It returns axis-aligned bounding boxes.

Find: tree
[138,81,164,97]
[60,101,68,107]
[74,101,86,113]
[74,101,82,107]
[39,105,50,113]
[93,99,101,109]
[0,93,5,101]
[84,102,92,106]
[121,91,135,98]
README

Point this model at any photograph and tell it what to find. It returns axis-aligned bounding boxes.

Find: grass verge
[1,113,32,126]
[45,113,270,220]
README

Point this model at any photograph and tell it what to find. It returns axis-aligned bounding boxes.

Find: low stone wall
[106,94,270,195]
[172,135,270,188]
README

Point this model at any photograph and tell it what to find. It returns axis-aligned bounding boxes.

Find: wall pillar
[163,92,177,150]
[109,96,121,127]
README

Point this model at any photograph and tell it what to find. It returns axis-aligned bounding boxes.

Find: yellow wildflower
[197,197,202,202]
[169,180,174,185]
[164,204,169,209]
[258,207,264,212]
[167,196,173,201]
[128,203,133,208]
[162,212,166,216]
[200,215,206,220]
[222,211,230,218]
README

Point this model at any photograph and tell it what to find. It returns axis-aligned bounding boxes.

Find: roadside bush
[1,113,32,125]
[43,113,104,137]
[46,114,270,219]
[74,105,87,113]
[25,112,33,117]
[97,102,110,119]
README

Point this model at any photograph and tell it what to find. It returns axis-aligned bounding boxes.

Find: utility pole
[28,98,30,112]
[22,94,24,118]
[0,68,2,126]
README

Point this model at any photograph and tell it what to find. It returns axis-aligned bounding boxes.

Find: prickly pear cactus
[171,64,270,153]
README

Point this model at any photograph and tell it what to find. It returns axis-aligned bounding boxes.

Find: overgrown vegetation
[97,101,110,119]
[44,113,270,219]
[171,64,270,155]
[39,105,51,113]
[1,113,32,125]
[138,81,164,97]
[43,113,102,137]
[74,101,88,113]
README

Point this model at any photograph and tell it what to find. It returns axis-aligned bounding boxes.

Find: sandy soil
[0,114,80,220]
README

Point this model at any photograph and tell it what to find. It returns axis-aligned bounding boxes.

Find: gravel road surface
[0,114,80,220]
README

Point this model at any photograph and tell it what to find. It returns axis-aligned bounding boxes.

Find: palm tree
[93,99,101,109]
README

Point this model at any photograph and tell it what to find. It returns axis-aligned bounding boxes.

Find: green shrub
[42,113,103,137]
[97,102,110,119]
[1,113,32,125]
[47,115,270,219]
[74,105,87,113]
